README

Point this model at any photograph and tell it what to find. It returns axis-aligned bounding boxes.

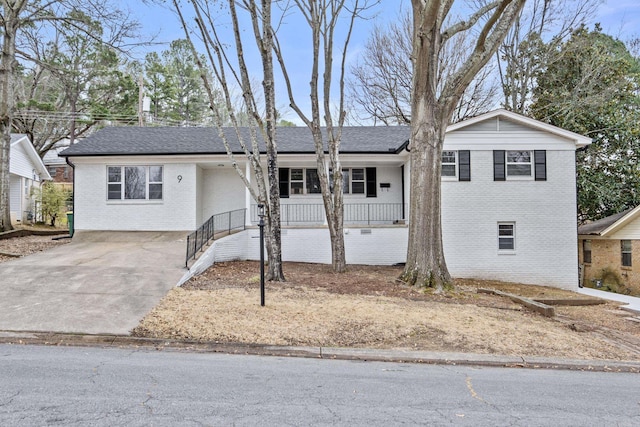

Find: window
[441,150,470,181]
[279,167,377,197]
[506,151,532,176]
[351,168,365,194]
[498,223,515,250]
[442,151,456,177]
[107,166,163,200]
[494,150,546,181]
[583,240,592,264]
[622,240,632,267]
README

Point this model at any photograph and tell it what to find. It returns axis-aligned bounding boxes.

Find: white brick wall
[441,149,579,288]
[73,161,198,231]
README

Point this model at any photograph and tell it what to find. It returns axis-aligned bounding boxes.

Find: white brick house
[60,109,590,288]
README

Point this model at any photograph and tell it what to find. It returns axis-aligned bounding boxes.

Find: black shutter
[493,150,505,181]
[534,150,547,181]
[366,167,377,198]
[458,150,471,181]
[279,168,289,198]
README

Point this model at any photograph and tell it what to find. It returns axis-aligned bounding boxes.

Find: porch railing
[185,208,246,267]
[250,203,406,226]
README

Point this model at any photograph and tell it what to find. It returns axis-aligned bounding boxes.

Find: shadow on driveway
[0,231,187,335]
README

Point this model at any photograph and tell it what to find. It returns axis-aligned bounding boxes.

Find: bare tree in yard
[274,0,377,272]
[401,0,526,290]
[348,8,499,126]
[0,0,139,232]
[497,0,599,113]
[173,0,285,281]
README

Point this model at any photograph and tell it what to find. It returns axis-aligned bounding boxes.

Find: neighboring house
[60,109,590,289]
[578,206,640,288]
[9,134,52,224]
[43,139,74,190]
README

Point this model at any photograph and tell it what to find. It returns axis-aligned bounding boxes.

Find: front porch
[249,203,407,226]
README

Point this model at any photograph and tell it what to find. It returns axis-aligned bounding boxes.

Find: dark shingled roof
[60,126,411,157]
[578,208,635,235]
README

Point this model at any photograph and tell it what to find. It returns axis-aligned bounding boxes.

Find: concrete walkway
[0,231,187,335]
[576,287,640,314]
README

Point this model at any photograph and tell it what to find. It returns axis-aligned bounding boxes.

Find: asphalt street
[1,344,638,426]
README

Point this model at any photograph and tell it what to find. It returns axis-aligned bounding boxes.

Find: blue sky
[123,0,640,123]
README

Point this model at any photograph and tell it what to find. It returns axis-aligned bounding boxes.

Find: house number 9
[177,175,182,183]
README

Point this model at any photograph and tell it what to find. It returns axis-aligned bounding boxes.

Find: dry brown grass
[133,261,640,361]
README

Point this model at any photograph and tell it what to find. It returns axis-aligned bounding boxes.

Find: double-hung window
[442,151,457,177]
[107,166,163,200]
[441,150,470,181]
[328,168,365,194]
[288,168,321,195]
[494,150,546,181]
[621,240,632,267]
[506,151,532,176]
[498,222,515,251]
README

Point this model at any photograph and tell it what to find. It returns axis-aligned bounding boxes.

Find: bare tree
[348,8,499,125]
[173,0,285,281]
[0,0,139,231]
[497,0,599,113]
[274,0,377,272]
[401,0,526,290]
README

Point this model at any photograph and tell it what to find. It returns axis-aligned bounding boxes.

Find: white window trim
[505,150,533,180]
[106,165,164,202]
[498,222,516,253]
[288,168,322,196]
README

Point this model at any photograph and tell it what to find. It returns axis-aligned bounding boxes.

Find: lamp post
[257,203,265,306]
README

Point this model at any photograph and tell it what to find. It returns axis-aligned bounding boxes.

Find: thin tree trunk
[0,2,23,232]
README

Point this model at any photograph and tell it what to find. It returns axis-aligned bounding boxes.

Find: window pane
[149,183,163,200]
[498,225,514,236]
[622,240,632,251]
[291,182,304,195]
[623,253,632,267]
[290,169,303,180]
[149,166,163,183]
[351,169,365,181]
[108,167,121,183]
[125,166,146,199]
[442,165,456,177]
[507,151,531,163]
[306,169,321,193]
[442,151,456,163]
[507,164,531,176]
[352,182,365,194]
[108,184,121,200]
[499,238,514,250]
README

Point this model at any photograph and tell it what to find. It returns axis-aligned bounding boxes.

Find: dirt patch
[134,261,640,361]
[0,234,70,263]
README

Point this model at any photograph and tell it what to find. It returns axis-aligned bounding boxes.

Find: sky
[120,0,640,124]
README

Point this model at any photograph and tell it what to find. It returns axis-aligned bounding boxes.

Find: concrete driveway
[0,231,187,335]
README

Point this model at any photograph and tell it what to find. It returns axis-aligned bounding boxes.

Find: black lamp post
[257,203,265,306]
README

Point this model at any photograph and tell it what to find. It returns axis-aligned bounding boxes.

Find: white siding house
[61,110,590,289]
[9,134,51,224]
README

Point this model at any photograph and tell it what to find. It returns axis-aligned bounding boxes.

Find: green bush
[33,183,72,227]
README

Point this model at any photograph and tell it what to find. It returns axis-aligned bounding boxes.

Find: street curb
[1,331,639,373]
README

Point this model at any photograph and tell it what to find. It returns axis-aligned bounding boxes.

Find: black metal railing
[185,209,246,267]
[250,203,406,226]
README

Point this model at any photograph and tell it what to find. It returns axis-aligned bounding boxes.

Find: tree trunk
[401,111,451,291]
[0,2,22,232]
